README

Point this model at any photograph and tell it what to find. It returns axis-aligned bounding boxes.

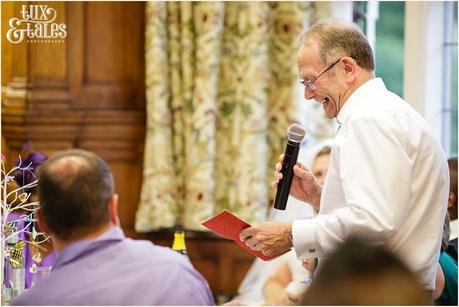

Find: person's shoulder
[345,90,423,133]
[123,237,193,266]
[101,237,206,282]
[350,92,403,118]
[124,237,175,254]
[132,248,213,304]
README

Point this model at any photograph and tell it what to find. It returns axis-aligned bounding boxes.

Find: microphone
[273,124,306,210]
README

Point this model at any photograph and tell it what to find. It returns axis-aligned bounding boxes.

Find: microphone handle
[273,140,300,210]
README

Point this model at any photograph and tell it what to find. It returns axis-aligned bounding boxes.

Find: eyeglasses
[299,57,342,90]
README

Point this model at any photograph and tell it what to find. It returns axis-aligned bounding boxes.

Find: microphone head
[287,124,306,143]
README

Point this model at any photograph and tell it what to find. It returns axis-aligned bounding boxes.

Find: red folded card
[202,210,282,261]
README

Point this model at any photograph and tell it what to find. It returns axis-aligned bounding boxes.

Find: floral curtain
[136,1,331,232]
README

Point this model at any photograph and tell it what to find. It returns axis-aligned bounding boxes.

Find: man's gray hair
[301,18,375,71]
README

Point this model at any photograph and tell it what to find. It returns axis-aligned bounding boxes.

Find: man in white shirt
[239,19,449,294]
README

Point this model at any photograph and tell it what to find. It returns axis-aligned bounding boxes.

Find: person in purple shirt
[11,149,214,306]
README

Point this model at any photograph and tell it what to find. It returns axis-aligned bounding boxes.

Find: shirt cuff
[292,219,321,259]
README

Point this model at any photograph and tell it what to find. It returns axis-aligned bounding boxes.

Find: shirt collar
[336,77,387,124]
[52,226,125,270]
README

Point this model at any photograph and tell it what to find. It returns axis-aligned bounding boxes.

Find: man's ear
[341,56,357,83]
[108,193,120,227]
[36,208,51,235]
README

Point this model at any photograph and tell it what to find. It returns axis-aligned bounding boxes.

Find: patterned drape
[136,2,331,232]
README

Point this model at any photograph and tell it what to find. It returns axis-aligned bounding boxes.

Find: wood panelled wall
[1,2,254,298]
[1,2,146,232]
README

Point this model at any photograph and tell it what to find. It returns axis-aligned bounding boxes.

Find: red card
[202,210,280,261]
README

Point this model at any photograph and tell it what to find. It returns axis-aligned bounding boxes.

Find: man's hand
[239,222,292,257]
[271,154,322,211]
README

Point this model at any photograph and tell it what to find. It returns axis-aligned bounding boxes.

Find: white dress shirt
[292,78,449,290]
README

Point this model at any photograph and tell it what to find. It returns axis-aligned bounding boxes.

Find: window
[358,1,458,157]
[373,2,405,97]
[442,1,458,156]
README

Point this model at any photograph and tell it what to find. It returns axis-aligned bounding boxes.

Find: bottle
[172,230,188,258]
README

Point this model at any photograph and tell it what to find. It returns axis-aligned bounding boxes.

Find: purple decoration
[14,151,47,192]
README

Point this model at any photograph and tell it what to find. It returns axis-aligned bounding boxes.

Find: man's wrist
[281,222,294,250]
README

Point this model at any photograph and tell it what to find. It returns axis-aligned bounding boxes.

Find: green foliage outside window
[374,2,405,97]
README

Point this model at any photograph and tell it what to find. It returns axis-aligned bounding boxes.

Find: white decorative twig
[1,155,51,292]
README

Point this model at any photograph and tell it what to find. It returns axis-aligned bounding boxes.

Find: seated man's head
[37,149,119,246]
[301,237,428,305]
